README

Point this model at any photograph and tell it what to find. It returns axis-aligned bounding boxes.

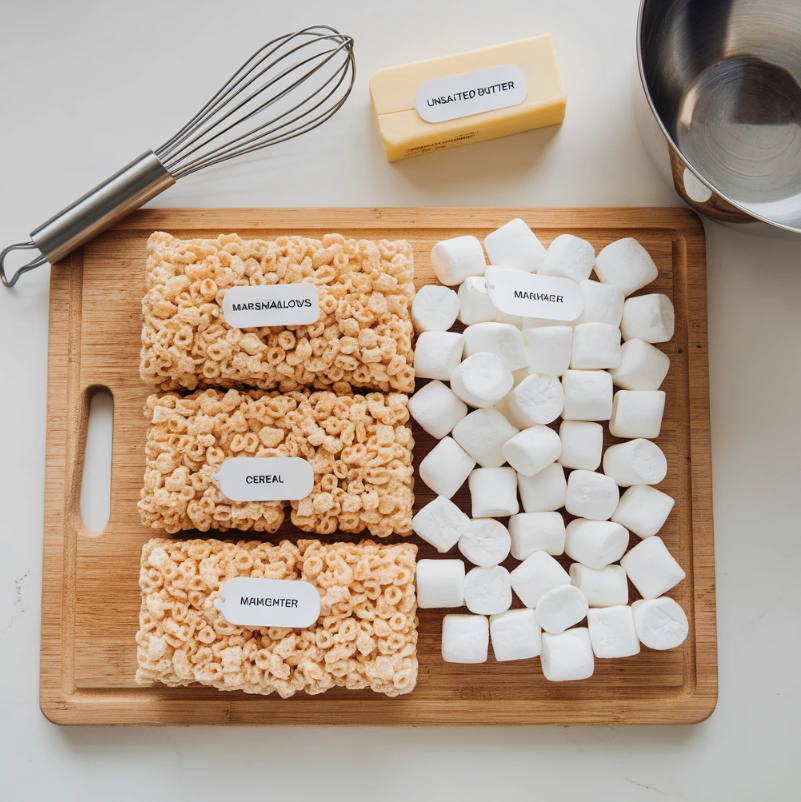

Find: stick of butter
[370,36,566,162]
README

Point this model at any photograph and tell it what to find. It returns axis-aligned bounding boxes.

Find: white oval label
[214,578,321,628]
[222,284,320,328]
[415,64,527,124]
[215,457,314,502]
[485,266,585,321]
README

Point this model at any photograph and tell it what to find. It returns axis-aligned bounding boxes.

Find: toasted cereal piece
[138,388,414,537]
[135,537,418,697]
[140,232,416,394]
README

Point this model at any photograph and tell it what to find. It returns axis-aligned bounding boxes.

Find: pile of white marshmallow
[408,219,688,682]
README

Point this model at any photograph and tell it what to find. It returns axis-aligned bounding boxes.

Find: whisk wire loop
[156,26,355,179]
[170,46,355,177]
[157,26,342,158]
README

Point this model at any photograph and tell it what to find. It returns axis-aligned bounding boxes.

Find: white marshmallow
[603,438,668,486]
[564,519,629,569]
[539,234,595,283]
[452,407,519,468]
[518,463,567,513]
[587,606,640,658]
[609,390,665,439]
[450,352,513,408]
[621,293,675,343]
[490,609,542,661]
[610,339,670,390]
[411,284,460,332]
[612,484,675,539]
[458,518,511,566]
[442,614,489,663]
[506,373,565,426]
[570,323,622,370]
[468,467,519,518]
[565,470,620,521]
[408,380,467,439]
[509,512,566,559]
[558,420,603,470]
[416,559,465,608]
[418,436,475,498]
[458,276,498,325]
[463,565,512,615]
[536,584,589,634]
[620,536,686,600]
[502,424,562,476]
[510,550,570,608]
[523,326,573,376]
[411,496,471,553]
[541,628,594,681]
[562,369,613,421]
[570,563,628,607]
[594,238,659,296]
[484,218,546,272]
[463,322,528,371]
[413,331,464,381]
[431,235,486,286]
[574,279,624,326]
[632,597,689,650]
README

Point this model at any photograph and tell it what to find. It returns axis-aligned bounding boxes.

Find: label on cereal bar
[484,266,584,321]
[215,457,314,502]
[222,284,320,328]
[214,577,321,628]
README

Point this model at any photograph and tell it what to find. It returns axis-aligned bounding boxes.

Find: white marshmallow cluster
[410,223,685,679]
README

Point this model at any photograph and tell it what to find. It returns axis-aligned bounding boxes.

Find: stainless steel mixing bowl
[635,0,801,235]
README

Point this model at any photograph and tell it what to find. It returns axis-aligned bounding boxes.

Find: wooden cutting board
[40,207,716,725]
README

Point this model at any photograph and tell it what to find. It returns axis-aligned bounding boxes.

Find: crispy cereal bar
[140,232,416,394]
[135,537,418,697]
[138,388,415,537]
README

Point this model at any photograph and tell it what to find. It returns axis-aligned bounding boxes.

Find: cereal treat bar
[140,232,416,394]
[136,537,419,697]
[138,388,415,537]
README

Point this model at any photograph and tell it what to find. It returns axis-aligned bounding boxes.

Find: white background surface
[1,0,800,799]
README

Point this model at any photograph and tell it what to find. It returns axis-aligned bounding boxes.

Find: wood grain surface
[40,207,716,725]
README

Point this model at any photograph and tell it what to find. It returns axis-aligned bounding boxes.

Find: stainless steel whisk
[0,25,355,288]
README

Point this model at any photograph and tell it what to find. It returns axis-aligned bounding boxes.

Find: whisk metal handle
[1,151,174,287]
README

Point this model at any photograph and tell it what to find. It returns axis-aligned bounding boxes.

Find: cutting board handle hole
[79,387,114,535]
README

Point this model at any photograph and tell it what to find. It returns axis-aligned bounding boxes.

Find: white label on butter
[214,577,320,628]
[485,266,585,321]
[415,64,527,124]
[222,284,320,328]
[215,457,314,502]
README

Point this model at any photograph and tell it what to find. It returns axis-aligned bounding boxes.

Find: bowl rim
[636,0,801,234]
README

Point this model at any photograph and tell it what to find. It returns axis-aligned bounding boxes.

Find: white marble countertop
[1,0,799,798]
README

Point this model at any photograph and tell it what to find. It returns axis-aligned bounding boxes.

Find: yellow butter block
[370,36,566,162]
